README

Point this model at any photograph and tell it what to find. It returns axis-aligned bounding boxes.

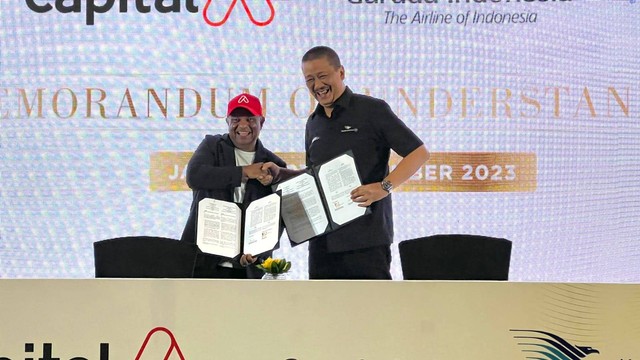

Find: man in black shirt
[268,46,429,279]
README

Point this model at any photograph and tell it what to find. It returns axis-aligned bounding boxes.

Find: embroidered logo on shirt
[341,125,358,133]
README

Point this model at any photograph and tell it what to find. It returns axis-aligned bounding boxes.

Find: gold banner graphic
[150,152,537,192]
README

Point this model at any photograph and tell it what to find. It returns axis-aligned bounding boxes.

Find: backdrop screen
[1,0,639,281]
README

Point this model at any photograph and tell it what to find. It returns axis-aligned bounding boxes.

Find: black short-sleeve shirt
[305,87,424,253]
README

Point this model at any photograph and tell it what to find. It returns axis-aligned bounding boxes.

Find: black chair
[94,236,198,278]
[398,234,512,280]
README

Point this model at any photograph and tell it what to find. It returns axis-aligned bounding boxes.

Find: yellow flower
[257,257,291,274]
[262,257,274,271]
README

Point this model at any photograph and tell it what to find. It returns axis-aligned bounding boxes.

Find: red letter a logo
[203,0,275,27]
[135,327,186,360]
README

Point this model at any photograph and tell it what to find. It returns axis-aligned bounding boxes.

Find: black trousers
[309,243,392,280]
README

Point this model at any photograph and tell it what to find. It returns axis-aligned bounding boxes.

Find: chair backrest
[94,236,198,278]
[398,234,512,280]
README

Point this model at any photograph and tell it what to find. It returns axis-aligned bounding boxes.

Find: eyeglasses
[227,116,262,125]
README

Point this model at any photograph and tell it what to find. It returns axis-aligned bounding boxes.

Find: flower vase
[262,272,287,280]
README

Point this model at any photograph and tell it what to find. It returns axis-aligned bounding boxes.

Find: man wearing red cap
[180,93,286,278]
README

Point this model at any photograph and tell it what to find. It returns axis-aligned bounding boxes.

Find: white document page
[196,198,241,258]
[275,172,329,243]
[317,154,367,226]
[243,193,281,256]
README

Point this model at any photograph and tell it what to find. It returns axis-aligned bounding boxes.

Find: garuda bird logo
[511,329,600,360]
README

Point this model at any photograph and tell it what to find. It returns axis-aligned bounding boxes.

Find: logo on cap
[203,0,275,27]
[227,93,262,116]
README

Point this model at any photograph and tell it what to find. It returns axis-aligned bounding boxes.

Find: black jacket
[180,134,286,278]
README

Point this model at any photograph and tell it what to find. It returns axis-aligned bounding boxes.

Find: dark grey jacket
[180,134,286,278]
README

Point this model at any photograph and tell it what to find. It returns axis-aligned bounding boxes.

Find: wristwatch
[381,179,393,193]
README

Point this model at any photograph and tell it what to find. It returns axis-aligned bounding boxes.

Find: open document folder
[273,151,369,245]
[196,193,280,258]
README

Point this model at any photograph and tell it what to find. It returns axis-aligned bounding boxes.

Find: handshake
[242,162,281,186]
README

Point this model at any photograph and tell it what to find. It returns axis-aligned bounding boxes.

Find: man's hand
[261,162,280,180]
[242,162,268,181]
[257,173,273,186]
[239,253,258,267]
[253,162,279,186]
[261,162,305,184]
[350,182,389,207]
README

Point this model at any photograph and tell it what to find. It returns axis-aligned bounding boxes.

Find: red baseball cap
[227,93,263,117]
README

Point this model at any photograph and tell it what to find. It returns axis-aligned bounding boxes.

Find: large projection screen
[1,0,639,281]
